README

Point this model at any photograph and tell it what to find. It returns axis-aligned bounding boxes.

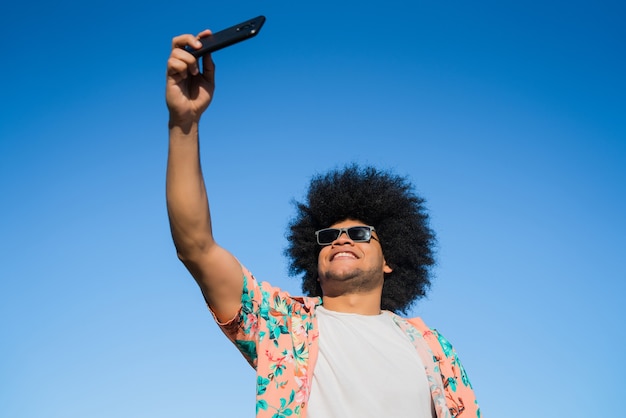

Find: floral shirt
[216,267,480,418]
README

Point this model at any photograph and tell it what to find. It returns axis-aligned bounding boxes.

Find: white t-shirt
[307,306,435,418]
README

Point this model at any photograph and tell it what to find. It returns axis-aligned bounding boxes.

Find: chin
[321,269,361,282]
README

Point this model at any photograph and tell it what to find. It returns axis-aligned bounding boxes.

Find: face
[316,219,392,295]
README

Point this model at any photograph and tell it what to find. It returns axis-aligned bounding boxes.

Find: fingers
[171,33,203,50]
[194,30,216,82]
[196,29,213,40]
[167,31,212,78]
[201,53,216,85]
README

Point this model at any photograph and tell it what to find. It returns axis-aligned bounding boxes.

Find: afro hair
[284,164,436,315]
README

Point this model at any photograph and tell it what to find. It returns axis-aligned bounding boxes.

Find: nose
[332,230,354,245]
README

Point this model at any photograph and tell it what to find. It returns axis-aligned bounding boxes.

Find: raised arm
[165,32,243,322]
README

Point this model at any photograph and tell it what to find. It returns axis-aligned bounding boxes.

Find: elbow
[174,238,216,265]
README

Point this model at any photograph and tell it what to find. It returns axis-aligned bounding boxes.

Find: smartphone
[185,15,266,58]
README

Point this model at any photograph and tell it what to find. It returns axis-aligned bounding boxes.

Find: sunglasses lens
[317,229,340,244]
[348,227,370,241]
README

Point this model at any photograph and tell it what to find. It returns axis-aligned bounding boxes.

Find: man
[166,31,480,418]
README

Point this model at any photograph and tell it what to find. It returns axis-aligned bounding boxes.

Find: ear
[383,259,393,274]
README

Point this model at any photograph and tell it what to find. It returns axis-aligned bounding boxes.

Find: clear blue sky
[1,1,624,417]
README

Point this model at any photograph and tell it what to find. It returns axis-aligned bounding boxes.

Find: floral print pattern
[215,267,479,418]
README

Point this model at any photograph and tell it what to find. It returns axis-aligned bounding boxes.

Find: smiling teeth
[334,252,356,259]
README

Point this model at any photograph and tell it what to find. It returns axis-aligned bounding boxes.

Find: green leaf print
[256,400,268,413]
[267,318,290,341]
[260,291,270,320]
[241,275,254,312]
[273,295,293,316]
[460,362,473,388]
[271,397,294,418]
[292,343,308,365]
[257,376,270,395]
[436,331,454,358]
[270,361,286,377]
[447,377,457,392]
[235,340,257,364]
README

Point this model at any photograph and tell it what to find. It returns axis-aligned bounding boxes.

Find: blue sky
[1,1,624,417]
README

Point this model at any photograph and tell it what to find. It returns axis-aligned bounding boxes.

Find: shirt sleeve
[211,265,300,370]
[430,328,480,418]
[406,317,480,418]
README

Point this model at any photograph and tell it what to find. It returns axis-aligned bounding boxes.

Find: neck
[321,291,382,315]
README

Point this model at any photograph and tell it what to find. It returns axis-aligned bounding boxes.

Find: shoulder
[404,316,448,357]
[241,265,322,313]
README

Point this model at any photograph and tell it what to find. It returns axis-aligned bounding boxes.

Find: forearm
[164,34,244,320]
[166,121,215,259]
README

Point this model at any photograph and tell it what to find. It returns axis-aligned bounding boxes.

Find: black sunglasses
[315,226,378,246]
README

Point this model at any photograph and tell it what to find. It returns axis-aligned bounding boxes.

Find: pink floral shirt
[216,267,480,418]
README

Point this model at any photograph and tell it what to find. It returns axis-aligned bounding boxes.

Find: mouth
[331,251,358,261]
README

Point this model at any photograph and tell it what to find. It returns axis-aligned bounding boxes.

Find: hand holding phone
[185,15,266,58]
